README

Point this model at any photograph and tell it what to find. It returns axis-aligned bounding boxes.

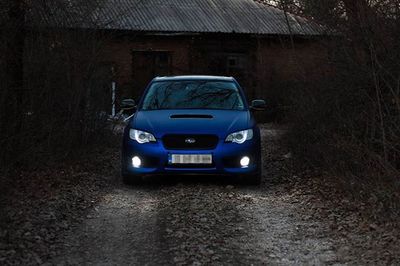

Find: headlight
[129,129,156,144]
[225,129,253,144]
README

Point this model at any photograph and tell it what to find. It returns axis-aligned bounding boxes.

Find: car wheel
[246,171,261,186]
[121,171,143,185]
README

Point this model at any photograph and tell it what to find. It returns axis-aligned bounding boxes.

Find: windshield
[141,81,245,110]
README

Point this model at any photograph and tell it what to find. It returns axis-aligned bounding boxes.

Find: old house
[28,0,330,105]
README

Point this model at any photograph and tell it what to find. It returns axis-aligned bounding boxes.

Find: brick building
[31,0,331,103]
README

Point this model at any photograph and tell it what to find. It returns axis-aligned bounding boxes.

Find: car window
[141,81,245,110]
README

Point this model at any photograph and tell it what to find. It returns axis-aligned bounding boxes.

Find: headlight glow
[225,129,253,144]
[129,129,156,144]
[132,156,142,168]
[240,156,250,167]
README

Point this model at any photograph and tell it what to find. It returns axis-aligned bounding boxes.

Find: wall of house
[102,35,192,100]
[255,38,331,100]
[101,33,330,106]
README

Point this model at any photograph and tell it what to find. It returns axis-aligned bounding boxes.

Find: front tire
[243,161,262,185]
[122,172,143,185]
[245,171,261,185]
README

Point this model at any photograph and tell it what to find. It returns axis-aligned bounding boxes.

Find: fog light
[132,156,142,168]
[240,156,250,167]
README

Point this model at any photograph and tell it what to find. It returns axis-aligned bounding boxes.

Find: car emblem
[185,138,196,144]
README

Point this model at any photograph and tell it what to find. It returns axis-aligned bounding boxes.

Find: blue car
[121,76,266,185]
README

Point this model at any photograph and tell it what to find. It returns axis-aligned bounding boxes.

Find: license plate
[170,154,212,164]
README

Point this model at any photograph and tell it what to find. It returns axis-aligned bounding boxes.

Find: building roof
[32,0,327,36]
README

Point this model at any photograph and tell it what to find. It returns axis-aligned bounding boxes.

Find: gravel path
[2,125,399,265]
[52,127,346,265]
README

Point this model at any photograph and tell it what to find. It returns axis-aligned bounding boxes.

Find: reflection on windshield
[141,81,245,110]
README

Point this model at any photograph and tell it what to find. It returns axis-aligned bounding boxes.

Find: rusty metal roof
[32,0,327,36]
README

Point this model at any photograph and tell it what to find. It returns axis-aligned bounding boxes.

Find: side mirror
[121,99,136,110]
[250,99,266,111]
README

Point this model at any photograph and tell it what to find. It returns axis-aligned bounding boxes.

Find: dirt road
[50,126,399,265]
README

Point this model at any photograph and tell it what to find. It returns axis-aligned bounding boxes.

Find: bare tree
[257,0,400,215]
[0,0,114,172]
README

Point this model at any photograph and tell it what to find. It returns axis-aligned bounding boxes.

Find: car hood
[130,109,251,139]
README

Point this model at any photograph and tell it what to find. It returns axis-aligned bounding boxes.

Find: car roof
[153,75,235,82]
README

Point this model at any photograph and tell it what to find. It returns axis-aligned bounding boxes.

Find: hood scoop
[170,114,213,119]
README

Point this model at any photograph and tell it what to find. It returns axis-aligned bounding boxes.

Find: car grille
[162,134,219,150]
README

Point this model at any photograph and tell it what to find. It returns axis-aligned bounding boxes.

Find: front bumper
[122,138,261,176]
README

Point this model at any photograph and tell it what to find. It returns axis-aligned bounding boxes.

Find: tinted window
[141,81,245,110]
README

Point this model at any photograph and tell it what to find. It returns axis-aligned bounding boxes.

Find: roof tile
[30,0,327,36]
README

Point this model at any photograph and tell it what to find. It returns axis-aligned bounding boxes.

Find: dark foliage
[0,1,113,172]
[262,0,400,216]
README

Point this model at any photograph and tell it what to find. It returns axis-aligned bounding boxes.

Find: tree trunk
[6,0,25,94]
[5,0,26,132]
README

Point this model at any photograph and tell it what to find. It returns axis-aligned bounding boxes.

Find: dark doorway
[131,51,171,98]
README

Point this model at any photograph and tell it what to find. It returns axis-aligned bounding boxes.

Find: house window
[132,51,172,77]
[228,58,237,67]
[227,54,246,71]
[155,52,170,70]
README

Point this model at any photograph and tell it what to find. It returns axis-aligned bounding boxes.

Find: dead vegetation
[262,0,400,220]
[0,0,113,174]
[0,142,118,264]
